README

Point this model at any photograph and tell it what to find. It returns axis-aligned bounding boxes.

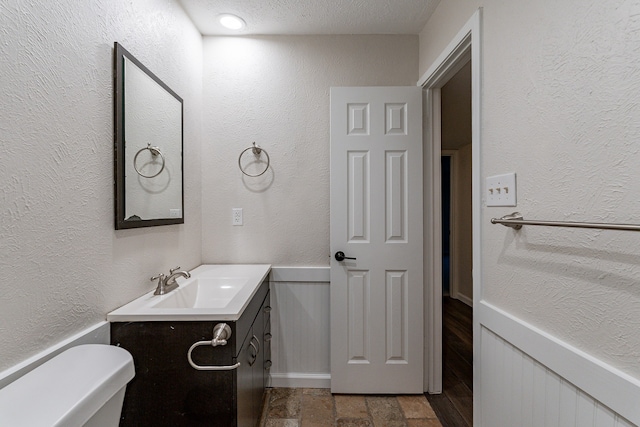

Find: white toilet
[0,344,135,426]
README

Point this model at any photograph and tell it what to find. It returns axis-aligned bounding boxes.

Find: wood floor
[425,297,473,427]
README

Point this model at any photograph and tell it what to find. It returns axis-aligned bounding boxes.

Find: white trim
[269,373,331,389]
[270,266,330,283]
[470,10,483,424]
[478,301,640,425]
[424,87,443,393]
[0,322,110,390]
[420,9,482,397]
[418,17,473,88]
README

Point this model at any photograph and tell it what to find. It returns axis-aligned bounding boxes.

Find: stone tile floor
[260,388,443,427]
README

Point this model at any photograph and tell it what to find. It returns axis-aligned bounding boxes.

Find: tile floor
[260,388,443,427]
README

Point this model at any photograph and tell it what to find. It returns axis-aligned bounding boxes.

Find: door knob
[335,251,356,262]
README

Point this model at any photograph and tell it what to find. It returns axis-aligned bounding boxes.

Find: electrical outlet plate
[485,173,517,207]
[232,208,243,226]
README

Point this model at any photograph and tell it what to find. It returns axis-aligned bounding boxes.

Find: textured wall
[419,0,640,378]
[418,0,478,74]
[0,0,202,371]
[201,35,419,265]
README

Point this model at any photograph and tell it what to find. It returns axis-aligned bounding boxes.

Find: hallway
[426,297,473,427]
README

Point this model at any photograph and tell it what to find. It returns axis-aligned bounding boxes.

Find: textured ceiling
[178,0,440,36]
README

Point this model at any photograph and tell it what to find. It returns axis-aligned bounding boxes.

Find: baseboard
[269,373,331,389]
[455,293,473,307]
[0,322,110,390]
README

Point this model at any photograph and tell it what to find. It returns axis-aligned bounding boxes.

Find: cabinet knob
[264,306,272,313]
[264,333,272,342]
[264,360,272,370]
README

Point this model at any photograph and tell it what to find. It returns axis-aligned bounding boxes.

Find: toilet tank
[0,344,134,427]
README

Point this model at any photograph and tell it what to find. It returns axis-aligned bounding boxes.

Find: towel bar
[491,212,640,232]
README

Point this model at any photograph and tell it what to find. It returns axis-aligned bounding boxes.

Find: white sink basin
[153,277,250,309]
[107,264,271,321]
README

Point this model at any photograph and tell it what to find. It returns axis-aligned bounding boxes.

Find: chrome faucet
[151,266,191,295]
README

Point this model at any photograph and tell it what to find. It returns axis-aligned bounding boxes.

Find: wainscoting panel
[269,267,331,388]
[479,302,638,427]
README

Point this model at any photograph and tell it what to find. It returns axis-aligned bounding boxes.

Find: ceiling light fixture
[219,14,246,30]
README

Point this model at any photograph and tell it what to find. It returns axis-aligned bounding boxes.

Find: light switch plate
[232,208,243,226]
[486,173,517,207]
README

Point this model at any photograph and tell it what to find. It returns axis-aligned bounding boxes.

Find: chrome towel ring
[238,142,270,177]
[133,142,165,178]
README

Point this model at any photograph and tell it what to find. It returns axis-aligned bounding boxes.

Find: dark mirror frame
[113,42,184,229]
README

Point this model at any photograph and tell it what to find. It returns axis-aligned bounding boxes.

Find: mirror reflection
[114,42,184,229]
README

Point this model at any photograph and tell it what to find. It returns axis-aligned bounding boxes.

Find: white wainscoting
[478,301,639,427]
[269,266,331,389]
[268,265,640,426]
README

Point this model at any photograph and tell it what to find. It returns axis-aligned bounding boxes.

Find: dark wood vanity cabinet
[111,280,271,427]
[237,294,271,426]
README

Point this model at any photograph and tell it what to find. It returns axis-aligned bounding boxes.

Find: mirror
[114,42,184,229]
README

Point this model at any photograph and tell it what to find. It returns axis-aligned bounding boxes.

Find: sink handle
[169,266,181,274]
[150,273,165,282]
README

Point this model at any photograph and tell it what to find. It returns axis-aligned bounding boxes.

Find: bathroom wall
[200,35,419,265]
[0,0,203,372]
[419,0,640,423]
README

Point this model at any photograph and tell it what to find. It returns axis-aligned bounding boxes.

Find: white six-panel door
[330,87,423,393]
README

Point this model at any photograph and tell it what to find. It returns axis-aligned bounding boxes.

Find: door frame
[418,8,482,405]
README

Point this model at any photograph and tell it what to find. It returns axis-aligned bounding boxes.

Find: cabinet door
[252,316,265,422]
[237,328,254,427]
[263,297,272,388]
[238,290,271,427]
